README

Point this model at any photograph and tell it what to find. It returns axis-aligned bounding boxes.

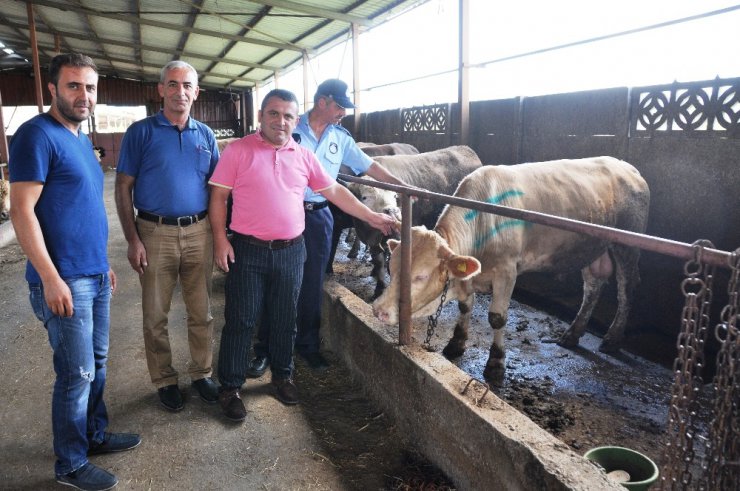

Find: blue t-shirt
[116,111,219,216]
[294,113,372,203]
[9,113,109,283]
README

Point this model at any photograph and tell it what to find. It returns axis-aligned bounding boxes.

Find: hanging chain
[701,248,740,491]
[424,278,449,350]
[661,240,715,490]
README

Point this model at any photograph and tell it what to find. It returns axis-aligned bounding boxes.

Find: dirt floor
[327,233,717,482]
[0,173,453,491]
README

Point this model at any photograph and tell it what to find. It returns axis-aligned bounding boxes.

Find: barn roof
[0,0,424,91]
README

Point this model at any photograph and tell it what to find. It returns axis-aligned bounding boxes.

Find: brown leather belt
[137,210,207,227]
[233,232,303,250]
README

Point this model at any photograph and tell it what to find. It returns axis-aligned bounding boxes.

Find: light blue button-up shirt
[294,113,372,203]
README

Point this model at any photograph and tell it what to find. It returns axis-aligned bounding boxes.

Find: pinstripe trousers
[217,236,306,388]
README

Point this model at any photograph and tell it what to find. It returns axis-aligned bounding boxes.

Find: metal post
[398,193,413,345]
[351,23,362,137]
[27,2,45,114]
[302,51,309,113]
[0,89,9,177]
[458,0,470,145]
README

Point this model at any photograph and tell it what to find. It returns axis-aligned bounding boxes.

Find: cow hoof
[442,342,466,359]
[557,334,580,349]
[483,364,505,384]
[598,339,621,354]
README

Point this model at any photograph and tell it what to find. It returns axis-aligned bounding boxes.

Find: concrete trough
[321,280,623,491]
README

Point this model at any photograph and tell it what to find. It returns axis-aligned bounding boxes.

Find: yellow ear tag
[456,262,467,273]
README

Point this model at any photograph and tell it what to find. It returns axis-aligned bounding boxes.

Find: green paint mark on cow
[464,190,525,222]
[474,220,528,249]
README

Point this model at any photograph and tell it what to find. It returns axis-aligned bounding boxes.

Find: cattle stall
[337,168,737,488]
[336,78,738,487]
[344,76,740,369]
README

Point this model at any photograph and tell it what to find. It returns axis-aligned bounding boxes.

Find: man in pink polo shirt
[208,88,397,421]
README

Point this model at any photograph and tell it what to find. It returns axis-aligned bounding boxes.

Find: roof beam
[0,18,281,71]
[24,0,307,52]
[71,0,119,77]
[173,0,202,60]
[250,0,372,26]
[236,0,368,84]
[202,5,273,81]
[16,40,261,85]
[132,0,144,69]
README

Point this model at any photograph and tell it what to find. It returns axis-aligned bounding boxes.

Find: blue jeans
[30,274,111,476]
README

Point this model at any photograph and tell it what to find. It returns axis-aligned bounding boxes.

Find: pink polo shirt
[209,132,335,240]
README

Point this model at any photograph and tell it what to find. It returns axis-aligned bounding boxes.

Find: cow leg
[600,245,640,353]
[483,265,517,379]
[326,224,344,275]
[442,281,475,358]
[559,266,606,348]
[370,244,387,299]
[347,229,361,259]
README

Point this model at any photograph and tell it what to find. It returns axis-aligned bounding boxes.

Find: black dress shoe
[245,355,269,378]
[299,352,330,371]
[192,377,219,404]
[219,388,246,422]
[158,384,184,412]
[272,377,299,405]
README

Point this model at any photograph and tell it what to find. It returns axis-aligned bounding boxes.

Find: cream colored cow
[372,156,650,379]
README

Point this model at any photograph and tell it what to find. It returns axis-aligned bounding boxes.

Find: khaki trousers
[136,217,214,388]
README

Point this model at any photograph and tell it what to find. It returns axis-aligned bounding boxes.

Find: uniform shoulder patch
[333,124,353,137]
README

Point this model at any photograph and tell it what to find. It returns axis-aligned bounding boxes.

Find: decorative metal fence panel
[631,77,740,138]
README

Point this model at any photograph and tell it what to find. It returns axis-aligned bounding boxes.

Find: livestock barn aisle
[0,170,412,490]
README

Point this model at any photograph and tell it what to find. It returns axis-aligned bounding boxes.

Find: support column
[458,0,470,145]
[27,2,45,114]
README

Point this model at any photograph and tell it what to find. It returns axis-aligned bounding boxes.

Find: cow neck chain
[424,275,450,350]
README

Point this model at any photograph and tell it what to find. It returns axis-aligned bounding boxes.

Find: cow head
[348,180,402,235]
[372,226,481,324]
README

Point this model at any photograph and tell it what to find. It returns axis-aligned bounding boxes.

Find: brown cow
[357,142,420,157]
[345,145,483,297]
[372,157,650,380]
[328,142,420,273]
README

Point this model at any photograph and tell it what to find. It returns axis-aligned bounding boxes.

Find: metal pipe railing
[339,174,735,267]
[338,173,737,345]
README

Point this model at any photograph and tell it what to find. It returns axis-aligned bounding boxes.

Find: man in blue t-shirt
[10,53,140,491]
[115,61,220,412]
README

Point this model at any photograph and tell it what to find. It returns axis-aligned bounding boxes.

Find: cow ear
[387,239,400,252]
[446,255,481,280]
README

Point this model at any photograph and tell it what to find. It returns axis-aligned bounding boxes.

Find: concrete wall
[321,281,623,491]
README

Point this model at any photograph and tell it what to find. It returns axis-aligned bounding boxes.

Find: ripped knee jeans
[30,274,112,476]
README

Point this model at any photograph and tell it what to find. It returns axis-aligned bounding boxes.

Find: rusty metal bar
[398,193,413,345]
[337,174,735,269]
[27,2,45,114]
[0,89,9,176]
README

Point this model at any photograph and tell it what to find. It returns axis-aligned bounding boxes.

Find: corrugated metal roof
[0,0,426,90]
